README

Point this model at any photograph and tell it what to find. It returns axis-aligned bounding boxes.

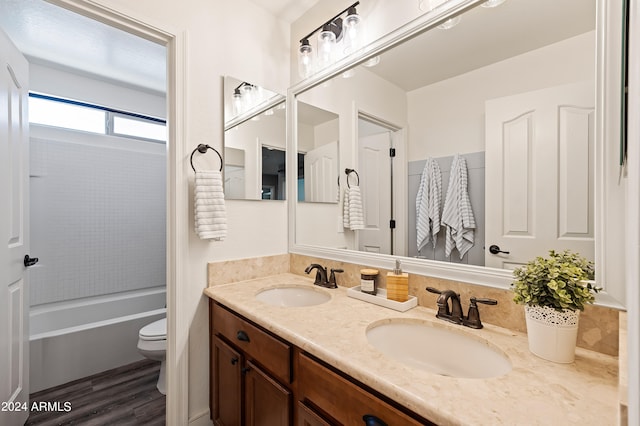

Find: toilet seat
[139,318,166,341]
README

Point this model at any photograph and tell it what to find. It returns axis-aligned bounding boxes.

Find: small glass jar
[360,268,379,295]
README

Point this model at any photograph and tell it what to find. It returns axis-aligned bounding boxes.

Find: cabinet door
[212,336,242,426]
[245,360,292,426]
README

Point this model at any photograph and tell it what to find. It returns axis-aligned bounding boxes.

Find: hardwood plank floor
[25,359,165,426]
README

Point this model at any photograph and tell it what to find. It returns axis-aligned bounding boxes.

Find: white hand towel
[194,170,227,241]
[442,154,476,259]
[416,157,442,252]
[347,186,365,230]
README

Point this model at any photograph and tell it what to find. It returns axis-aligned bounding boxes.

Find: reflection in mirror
[296,101,339,203]
[223,76,286,200]
[294,0,597,269]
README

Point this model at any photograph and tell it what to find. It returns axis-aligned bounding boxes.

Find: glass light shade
[232,89,242,115]
[437,16,461,30]
[318,26,336,69]
[298,40,313,78]
[362,55,380,67]
[344,7,362,49]
[481,0,506,7]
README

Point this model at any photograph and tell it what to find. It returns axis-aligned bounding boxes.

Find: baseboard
[188,409,212,426]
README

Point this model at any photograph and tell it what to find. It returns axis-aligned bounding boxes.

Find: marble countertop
[204,273,618,426]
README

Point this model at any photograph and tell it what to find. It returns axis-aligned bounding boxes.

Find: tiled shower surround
[29,136,166,306]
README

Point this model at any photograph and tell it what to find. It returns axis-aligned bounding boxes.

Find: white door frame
[47,1,188,424]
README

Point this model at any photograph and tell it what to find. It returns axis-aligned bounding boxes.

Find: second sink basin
[366,320,512,379]
[255,285,331,308]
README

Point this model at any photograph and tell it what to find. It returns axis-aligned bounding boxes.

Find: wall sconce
[298,2,362,79]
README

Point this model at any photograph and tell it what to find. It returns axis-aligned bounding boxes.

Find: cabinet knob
[363,414,388,426]
[236,330,250,342]
[230,357,239,365]
[241,366,251,375]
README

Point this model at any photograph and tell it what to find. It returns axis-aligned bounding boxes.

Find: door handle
[24,255,39,267]
[488,245,509,255]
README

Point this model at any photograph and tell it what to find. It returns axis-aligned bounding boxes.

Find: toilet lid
[140,318,166,341]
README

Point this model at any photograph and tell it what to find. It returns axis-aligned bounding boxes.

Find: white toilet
[137,317,167,394]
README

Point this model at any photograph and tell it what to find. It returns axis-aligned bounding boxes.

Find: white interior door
[0,29,30,425]
[358,132,392,254]
[485,81,595,268]
[303,141,338,202]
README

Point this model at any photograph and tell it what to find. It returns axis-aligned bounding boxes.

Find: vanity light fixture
[297,1,362,78]
[231,82,260,116]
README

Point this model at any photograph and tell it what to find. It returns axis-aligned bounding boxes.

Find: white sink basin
[255,285,331,307]
[366,320,512,379]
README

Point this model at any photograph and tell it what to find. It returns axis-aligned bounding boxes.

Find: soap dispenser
[387,260,409,302]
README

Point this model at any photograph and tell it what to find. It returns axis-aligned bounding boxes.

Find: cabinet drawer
[212,303,291,383]
[298,353,429,426]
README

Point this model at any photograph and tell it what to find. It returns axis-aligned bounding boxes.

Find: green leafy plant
[512,250,600,312]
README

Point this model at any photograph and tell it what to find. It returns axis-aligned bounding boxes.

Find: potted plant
[511,249,600,363]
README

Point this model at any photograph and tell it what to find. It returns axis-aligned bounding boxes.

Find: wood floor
[25,359,166,426]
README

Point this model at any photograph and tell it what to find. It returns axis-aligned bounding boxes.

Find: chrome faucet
[426,287,497,329]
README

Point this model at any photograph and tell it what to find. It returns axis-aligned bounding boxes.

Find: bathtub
[29,287,166,393]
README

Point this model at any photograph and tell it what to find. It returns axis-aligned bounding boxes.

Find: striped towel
[343,185,365,230]
[442,154,475,259]
[194,171,227,240]
[416,157,442,252]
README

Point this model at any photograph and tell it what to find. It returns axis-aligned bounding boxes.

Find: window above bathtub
[28,93,166,143]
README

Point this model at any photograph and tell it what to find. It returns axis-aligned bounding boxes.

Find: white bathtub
[29,287,166,393]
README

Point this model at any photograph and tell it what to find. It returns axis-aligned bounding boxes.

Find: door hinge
[389,219,396,229]
[389,148,396,157]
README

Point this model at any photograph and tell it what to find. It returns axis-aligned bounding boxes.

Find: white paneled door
[358,131,392,254]
[304,141,338,203]
[0,29,30,426]
[485,81,595,269]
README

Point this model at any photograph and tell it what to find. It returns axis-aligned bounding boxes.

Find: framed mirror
[289,0,626,308]
[223,76,286,200]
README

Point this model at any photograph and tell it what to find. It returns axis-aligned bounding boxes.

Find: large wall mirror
[224,76,286,200]
[289,0,626,308]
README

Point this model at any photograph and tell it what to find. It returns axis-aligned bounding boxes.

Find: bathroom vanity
[205,273,618,425]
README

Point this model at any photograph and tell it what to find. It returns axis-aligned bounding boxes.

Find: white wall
[29,62,166,118]
[84,0,290,423]
[407,31,596,160]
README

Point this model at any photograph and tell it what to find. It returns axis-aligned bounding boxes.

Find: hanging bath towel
[194,170,227,241]
[442,154,476,259]
[416,157,442,252]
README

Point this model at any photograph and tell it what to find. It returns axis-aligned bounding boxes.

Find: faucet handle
[425,286,441,295]
[329,268,344,287]
[464,297,498,329]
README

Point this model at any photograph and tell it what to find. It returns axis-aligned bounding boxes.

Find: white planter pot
[524,305,580,363]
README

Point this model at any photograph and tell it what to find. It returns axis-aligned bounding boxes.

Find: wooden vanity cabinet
[210,301,292,426]
[209,301,433,426]
[297,353,433,426]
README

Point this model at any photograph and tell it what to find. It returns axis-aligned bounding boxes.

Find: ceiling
[0,0,166,93]
[0,0,595,97]
[365,0,596,92]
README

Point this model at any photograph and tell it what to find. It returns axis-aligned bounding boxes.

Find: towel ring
[190,144,223,173]
[345,168,359,188]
